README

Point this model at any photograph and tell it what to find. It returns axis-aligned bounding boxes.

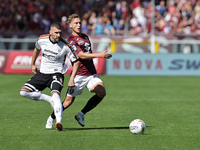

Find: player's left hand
[68,80,75,87]
[102,50,112,59]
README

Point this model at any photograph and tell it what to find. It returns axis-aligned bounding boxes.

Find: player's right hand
[31,65,37,74]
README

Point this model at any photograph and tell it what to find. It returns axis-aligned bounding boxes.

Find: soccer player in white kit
[20,22,80,131]
[45,14,112,129]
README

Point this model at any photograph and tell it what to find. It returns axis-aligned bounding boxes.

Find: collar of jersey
[49,35,58,44]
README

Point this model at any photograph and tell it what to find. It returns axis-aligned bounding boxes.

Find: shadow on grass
[63,126,152,131]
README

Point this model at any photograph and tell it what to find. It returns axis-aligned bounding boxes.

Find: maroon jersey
[67,33,97,76]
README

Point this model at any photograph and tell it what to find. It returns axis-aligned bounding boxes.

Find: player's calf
[20,90,41,100]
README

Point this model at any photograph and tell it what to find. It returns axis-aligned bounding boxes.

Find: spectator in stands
[194,1,200,14]
[194,19,200,34]
[114,2,122,28]
[16,14,27,31]
[121,1,129,21]
[116,19,125,36]
[61,16,68,32]
[83,0,95,13]
[41,14,51,33]
[92,17,105,35]
[143,1,151,19]
[102,11,110,24]
[167,0,177,15]
[111,11,118,29]
[4,14,16,31]
[104,19,115,36]
[81,19,89,34]
[130,14,138,29]
[145,17,152,33]
[180,1,192,20]
[155,18,167,33]
[170,9,181,26]
[156,0,167,17]
[162,21,173,34]
[129,23,143,35]
[129,14,143,35]
[2,0,200,36]
[130,0,140,10]
[132,3,147,30]
[88,11,98,33]
[176,21,184,33]
[27,13,38,31]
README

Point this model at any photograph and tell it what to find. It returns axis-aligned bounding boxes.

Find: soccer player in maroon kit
[45,14,112,129]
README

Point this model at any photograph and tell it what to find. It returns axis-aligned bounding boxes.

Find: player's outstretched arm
[78,50,112,60]
[68,61,80,87]
[31,48,40,74]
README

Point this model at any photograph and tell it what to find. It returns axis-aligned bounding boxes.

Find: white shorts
[67,74,103,97]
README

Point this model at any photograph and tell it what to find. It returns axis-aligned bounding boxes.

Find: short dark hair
[50,22,63,30]
[67,14,80,24]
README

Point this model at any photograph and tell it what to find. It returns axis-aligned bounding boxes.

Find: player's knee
[93,84,106,98]
[101,91,106,98]
[20,90,40,100]
[51,80,62,92]
[97,89,106,99]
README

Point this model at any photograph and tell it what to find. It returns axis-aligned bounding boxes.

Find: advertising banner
[3,51,106,74]
[4,51,39,74]
[107,53,200,76]
[0,51,9,73]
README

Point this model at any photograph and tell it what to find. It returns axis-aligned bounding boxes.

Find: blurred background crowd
[1,0,200,36]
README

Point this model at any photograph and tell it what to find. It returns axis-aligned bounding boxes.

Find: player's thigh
[86,74,104,92]
[25,72,47,91]
[66,75,87,97]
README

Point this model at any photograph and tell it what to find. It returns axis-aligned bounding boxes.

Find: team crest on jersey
[78,40,84,46]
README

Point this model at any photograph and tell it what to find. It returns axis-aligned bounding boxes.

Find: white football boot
[45,116,54,129]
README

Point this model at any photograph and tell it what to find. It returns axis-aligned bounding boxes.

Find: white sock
[52,93,63,123]
[20,90,51,103]
[38,93,52,103]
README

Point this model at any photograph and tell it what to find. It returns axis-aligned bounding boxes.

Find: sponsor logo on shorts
[69,88,74,94]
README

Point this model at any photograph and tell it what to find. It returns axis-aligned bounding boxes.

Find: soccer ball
[129,119,146,134]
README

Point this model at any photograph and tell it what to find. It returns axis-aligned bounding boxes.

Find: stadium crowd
[1,0,200,36]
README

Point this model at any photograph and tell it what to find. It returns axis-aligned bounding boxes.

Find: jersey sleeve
[66,44,79,63]
[35,40,41,50]
[35,34,50,50]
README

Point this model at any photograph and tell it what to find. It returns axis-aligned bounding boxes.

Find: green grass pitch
[0,74,200,150]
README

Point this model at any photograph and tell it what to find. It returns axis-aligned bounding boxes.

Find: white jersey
[35,34,79,74]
